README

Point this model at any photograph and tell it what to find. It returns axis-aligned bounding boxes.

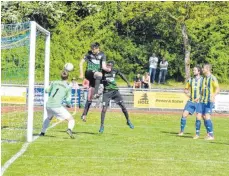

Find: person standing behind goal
[40,70,75,139]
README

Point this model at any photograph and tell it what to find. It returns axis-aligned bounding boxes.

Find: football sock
[195,119,201,135]
[41,118,51,133]
[101,106,108,126]
[68,119,75,131]
[206,119,214,137]
[180,117,186,132]
[118,102,129,121]
[204,119,209,133]
[82,100,92,116]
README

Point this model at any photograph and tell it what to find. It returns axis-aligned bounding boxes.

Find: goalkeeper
[99,60,134,133]
[40,70,75,139]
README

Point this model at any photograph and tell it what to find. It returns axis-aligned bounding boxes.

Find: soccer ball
[64,63,74,72]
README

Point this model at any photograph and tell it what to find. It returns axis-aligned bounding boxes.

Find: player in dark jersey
[99,60,134,133]
[79,42,111,121]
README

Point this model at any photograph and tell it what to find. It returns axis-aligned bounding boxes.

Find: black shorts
[85,70,95,87]
[102,90,123,107]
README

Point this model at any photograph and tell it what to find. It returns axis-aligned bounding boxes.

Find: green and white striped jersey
[84,51,106,72]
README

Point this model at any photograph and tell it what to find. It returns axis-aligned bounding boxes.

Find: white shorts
[46,106,72,120]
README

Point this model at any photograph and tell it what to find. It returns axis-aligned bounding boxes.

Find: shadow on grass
[178,135,193,139]
[58,130,99,135]
[161,131,192,135]
[160,131,193,138]
[209,141,229,146]
[75,131,99,135]
[34,133,56,138]
[1,126,9,129]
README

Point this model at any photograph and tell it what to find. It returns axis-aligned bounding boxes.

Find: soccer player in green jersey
[99,60,134,133]
[196,64,220,140]
[178,66,205,139]
[79,42,111,121]
[40,71,75,139]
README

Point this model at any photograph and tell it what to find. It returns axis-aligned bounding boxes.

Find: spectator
[142,72,151,89]
[133,74,142,88]
[158,57,168,84]
[149,53,158,84]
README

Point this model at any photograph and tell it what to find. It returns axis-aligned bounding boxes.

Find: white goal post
[27,21,50,142]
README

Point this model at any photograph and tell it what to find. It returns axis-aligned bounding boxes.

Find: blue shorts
[196,102,214,115]
[184,101,197,115]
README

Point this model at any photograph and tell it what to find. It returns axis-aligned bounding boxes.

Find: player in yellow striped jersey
[196,64,220,140]
[178,66,205,138]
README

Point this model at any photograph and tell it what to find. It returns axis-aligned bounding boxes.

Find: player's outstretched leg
[117,101,134,129]
[66,118,75,139]
[81,100,92,122]
[93,73,102,99]
[99,106,107,133]
[40,116,53,136]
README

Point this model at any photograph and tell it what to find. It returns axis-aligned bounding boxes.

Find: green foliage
[1,2,229,83]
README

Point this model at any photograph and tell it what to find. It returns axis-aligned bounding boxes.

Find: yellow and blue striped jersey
[200,74,219,103]
[185,77,203,102]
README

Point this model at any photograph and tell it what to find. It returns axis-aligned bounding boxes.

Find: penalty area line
[1,120,62,176]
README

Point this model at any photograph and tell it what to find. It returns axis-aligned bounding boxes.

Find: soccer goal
[1,21,50,142]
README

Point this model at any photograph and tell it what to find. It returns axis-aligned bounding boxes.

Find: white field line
[1,120,62,176]
[21,155,229,164]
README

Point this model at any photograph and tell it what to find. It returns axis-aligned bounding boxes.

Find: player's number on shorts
[52,88,59,98]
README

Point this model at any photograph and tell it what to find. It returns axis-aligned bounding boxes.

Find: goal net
[1,21,50,142]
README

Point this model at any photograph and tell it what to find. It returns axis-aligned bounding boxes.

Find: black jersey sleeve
[99,52,106,62]
[117,70,130,86]
[83,51,93,61]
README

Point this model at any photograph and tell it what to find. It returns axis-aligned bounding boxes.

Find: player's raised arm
[79,58,85,79]
[45,82,53,94]
[118,71,131,87]
[65,87,72,108]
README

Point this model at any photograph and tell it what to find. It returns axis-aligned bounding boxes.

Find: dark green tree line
[1,1,229,83]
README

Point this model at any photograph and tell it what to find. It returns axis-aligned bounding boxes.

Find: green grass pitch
[1,111,229,176]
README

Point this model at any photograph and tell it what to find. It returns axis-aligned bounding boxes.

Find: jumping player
[197,63,220,140]
[178,66,204,139]
[99,60,134,133]
[79,42,111,121]
[40,70,75,139]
